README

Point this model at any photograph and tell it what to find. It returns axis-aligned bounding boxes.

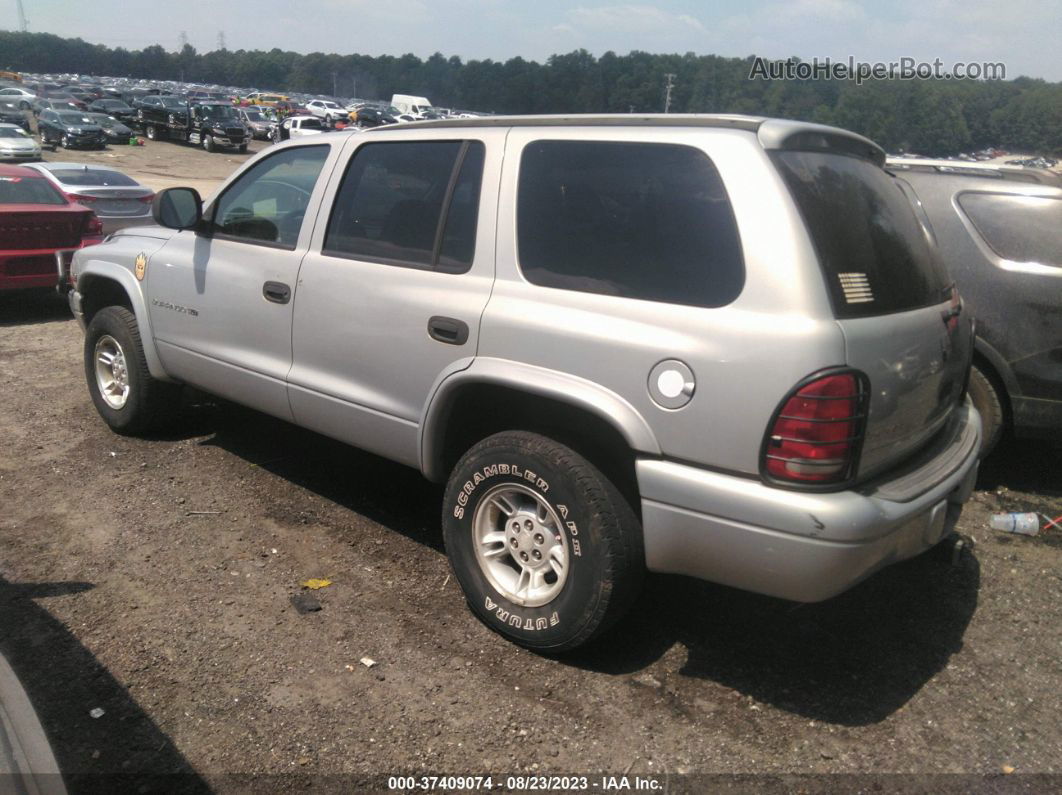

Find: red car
[0,164,104,292]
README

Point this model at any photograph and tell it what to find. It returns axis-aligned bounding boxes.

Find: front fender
[419,357,661,482]
[75,246,170,381]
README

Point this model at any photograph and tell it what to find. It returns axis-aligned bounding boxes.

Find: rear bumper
[638,400,981,602]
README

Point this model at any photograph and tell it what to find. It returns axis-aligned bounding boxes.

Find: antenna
[15,0,28,32]
[663,73,676,113]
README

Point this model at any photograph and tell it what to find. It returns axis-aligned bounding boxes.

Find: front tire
[84,306,181,435]
[61,134,71,148]
[203,134,214,152]
[968,364,1005,456]
[442,431,643,653]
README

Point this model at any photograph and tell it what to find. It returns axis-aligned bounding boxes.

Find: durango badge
[134,252,147,281]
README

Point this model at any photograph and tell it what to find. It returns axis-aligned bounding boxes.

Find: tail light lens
[67,193,97,204]
[83,213,103,237]
[138,193,156,204]
[762,370,868,487]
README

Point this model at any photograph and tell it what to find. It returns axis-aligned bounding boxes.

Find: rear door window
[773,151,951,318]
[516,140,744,307]
[957,193,1062,268]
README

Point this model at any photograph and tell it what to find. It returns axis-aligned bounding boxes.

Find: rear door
[287,130,502,467]
[772,150,972,477]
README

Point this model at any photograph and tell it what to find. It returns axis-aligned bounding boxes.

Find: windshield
[244,111,265,121]
[49,168,138,186]
[0,175,66,204]
[101,100,128,109]
[200,105,238,120]
[88,114,120,128]
[0,127,30,138]
[58,112,95,125]
[160,97,186,109]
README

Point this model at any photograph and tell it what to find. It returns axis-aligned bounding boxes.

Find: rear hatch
[772,148,972,479]
[68,187,152,217]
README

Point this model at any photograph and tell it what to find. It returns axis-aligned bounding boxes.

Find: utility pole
[15,0,28,31]
[332,71,338,98]
[663,73,676,113]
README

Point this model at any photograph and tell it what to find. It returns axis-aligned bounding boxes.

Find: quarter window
[958,192,1062,268]
[323,140,485,272]
[211,145,329,249]
[516,140,745,307]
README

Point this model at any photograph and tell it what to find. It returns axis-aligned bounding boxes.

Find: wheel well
[81,276,133,326]
[434,384,641,517]
[972,351,1012,427]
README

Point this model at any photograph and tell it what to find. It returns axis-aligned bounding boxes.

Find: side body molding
[419,357,661,482]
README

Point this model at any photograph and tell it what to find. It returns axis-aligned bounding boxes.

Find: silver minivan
[68,115,981,651]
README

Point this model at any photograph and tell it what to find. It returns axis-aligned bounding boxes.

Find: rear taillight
[83,214,103,237]
[138,193,155,204]
[762,370,868,487]
[67,193,97,204]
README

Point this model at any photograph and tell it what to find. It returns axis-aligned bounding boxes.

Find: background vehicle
[134,95,187,139]
[32,99,81,116]
[349,106,397,128]
[272,115,323,141]
[170,102,249,152]
[27,163,154,233]
[888,157,1062,453]
[37,110,106,149]
[0,163,103,291]
[0,101,31,131]
[238,107,274,140]
[88,98,136,123]
[0,86,35,109]
[68,116,980,653]
[305,99,344,122]
[244,92,288,107]
[86,112,134,144]
[0,123,41,161]
[390,93,434,117]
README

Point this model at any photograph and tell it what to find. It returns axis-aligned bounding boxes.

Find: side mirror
[153,187,203,231]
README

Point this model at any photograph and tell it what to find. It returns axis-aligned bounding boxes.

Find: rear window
[49,169,137,187]
[773,151,951,318]
[957,193,1062,268]
[516,141,744,308]
[0,175,65,205]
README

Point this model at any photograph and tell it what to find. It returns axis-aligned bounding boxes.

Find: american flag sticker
[838,272,873,303]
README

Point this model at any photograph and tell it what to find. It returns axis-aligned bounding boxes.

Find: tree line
[2,30,1060,156]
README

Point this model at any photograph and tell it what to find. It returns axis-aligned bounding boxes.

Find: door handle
[427,316,469,346]
[263,281,291,304]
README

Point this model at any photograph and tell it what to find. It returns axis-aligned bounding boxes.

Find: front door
[148,142,336,420]
[287,131,503,467]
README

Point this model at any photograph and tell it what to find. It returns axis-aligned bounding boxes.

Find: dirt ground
[1,139,1061,793]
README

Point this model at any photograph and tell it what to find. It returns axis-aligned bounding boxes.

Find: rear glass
[958,193,1062,268]
[773,151,951,318]
[517,141,744,308]
[50,169,138,187]
[0,175,65,205]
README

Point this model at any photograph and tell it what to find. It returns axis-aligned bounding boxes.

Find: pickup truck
[136,98,248,153]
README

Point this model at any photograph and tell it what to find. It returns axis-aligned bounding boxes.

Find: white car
[0,123,41,160]
[304,100,344,122]
[272,115,325,142]
[0,87,36,109]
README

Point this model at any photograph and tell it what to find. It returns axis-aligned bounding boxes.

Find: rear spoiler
[758,119,886,167]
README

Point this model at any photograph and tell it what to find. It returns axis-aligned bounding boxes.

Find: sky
[8,0,1061,81]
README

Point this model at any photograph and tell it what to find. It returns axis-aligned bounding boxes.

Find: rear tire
[84,306,181,435]
[442,431,643,653]
[968,363,1005,457]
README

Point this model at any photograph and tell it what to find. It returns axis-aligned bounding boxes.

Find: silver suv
[65,115,981,652]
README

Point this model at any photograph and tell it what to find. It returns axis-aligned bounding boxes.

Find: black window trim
[321,138,482,275]
[205,142,331,252]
